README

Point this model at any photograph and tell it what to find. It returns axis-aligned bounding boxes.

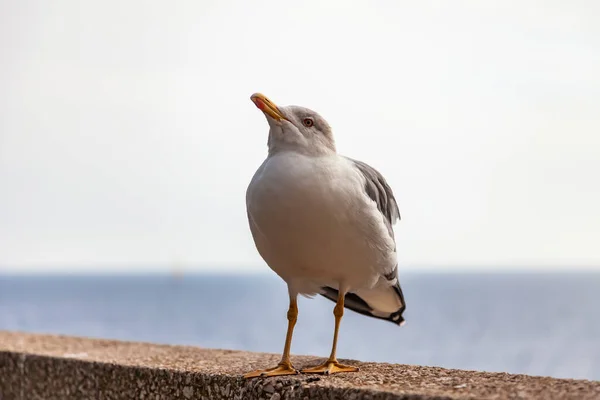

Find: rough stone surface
[0,331,598,400]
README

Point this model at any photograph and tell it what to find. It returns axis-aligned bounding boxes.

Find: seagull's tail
[320,280,406,326]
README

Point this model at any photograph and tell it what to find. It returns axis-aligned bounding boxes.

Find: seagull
[244,93,406,378]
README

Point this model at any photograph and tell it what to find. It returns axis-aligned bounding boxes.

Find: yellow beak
[251,93,288,121]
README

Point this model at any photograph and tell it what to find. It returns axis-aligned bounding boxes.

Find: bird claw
[301,360,359,375]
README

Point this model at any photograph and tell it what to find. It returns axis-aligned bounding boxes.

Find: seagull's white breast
[246,151,397,296]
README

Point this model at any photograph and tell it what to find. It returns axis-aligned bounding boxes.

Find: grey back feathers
[345,157,400,236]
[318,157,406,326]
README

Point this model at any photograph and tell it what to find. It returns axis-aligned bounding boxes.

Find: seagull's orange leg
[301,289,359,375]
[244,296,299,378]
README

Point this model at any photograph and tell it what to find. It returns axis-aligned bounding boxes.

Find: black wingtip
[390,281,407,326]
[319,286,406,326]
[389,308,406,326]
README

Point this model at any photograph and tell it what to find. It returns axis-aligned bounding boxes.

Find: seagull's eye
[302,118,314,127]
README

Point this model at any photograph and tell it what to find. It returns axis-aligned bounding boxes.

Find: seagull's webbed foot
[302,288,359,375]
[244,296,300,379]
[244,361,299,378]
[301,360,359,375]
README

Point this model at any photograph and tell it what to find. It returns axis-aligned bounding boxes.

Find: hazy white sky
[1,0,599,273]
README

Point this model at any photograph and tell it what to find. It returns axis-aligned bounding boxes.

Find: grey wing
[345,157,400,235]
[318,157,406,326]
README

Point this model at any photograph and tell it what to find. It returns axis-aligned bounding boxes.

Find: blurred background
[1,0,599,381]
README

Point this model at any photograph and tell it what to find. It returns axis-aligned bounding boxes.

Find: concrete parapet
[0,331,598,399]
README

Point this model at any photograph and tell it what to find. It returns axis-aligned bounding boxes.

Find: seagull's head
[251,93,336,155]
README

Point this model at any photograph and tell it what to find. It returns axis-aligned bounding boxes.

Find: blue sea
[1,272,599,381]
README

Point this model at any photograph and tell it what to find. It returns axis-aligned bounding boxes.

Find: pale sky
[1,0,599,273]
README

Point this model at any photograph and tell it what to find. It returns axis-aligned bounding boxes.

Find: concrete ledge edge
[1,331,598,400]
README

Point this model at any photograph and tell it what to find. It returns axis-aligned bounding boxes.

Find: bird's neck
[268,135,336,157]
[268,141,336,158]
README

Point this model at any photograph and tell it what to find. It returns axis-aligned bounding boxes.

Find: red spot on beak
[253,97,266,111]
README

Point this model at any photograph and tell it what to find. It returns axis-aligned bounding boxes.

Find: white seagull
[244,93,406,378]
